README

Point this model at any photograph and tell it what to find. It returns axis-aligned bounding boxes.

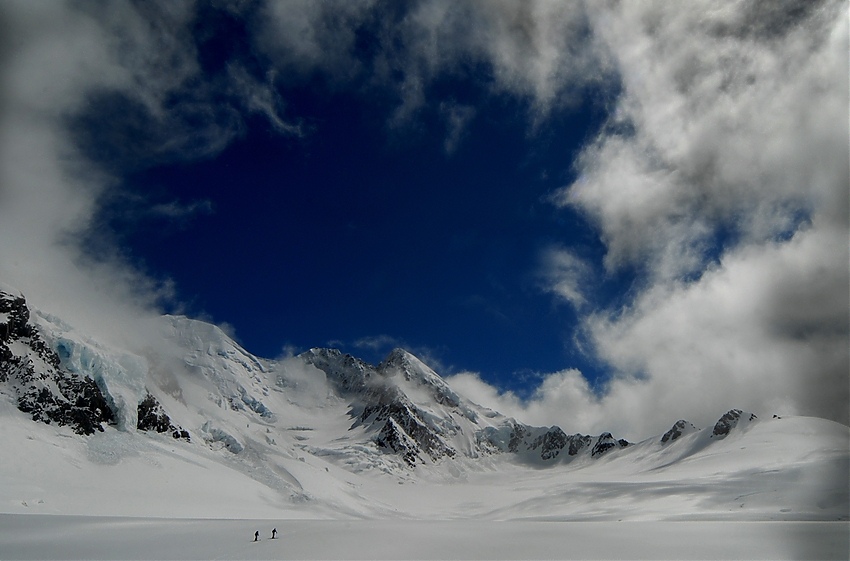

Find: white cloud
[537,246,593,309]
[486,223,848,441]
[531,0,848,436]
[452,1,849,439]
[0,1,241,348]
[592,222,848,435]
[1,0,845,441]
[558,0,848,280]
[444,371,525,416]
[0,1,303,349]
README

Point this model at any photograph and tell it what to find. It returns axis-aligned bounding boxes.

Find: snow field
[2,309,848,560]
[1,516,847,560]
[2,398,847,521]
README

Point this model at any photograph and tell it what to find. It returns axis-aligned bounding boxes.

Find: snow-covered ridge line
[1,288,848,521]
[0,289,775,468]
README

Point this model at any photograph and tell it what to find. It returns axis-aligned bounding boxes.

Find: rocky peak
[592,432,631,457]
[0,291,115,435]
[137,393,190,441]
[379,347,415,369]
[711,409,758,438]
[377,349,461,408]
[301,348,376,395]
[478,421,628,464]
[661,420,698,443]
[302,348,459,466]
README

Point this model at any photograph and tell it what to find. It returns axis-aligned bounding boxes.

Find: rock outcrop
[137,393,190,440]
[0,291,115,435]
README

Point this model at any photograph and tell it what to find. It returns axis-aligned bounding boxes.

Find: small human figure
[271,528,277,539]
[254,531,259,542]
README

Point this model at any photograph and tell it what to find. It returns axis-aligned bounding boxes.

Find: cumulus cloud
[588,223,849,433]
[1,0,845,441]
[448,369,601,430]
[558,0,848,279]
[514,0,849,437]
[462,226,848,441]
[0,1,186,346]
[0,0,289,348]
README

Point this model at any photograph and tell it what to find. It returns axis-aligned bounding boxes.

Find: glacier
[0,287,847,560]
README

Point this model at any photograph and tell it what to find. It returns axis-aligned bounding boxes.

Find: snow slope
[0,290,847,528]
[2,516,847,560]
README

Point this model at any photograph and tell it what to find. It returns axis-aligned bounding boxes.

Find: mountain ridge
[1,288,847,520]
[0,289,828,467]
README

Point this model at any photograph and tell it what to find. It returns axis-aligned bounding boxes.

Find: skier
[271,528,277,539]
[254,531,259,542]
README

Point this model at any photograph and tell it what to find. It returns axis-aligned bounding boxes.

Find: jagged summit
[661,420,698,443]
[380,347,417,367]
[712,409,758,438]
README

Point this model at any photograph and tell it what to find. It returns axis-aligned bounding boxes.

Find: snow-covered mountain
[1,288,847,521]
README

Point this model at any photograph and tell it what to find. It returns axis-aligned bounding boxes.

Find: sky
[0,0,847,439]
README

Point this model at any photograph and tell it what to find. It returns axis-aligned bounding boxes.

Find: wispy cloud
[352,334,406,353]
[537,246,593,310]
[440,101,475,155]
[148,199,214,220]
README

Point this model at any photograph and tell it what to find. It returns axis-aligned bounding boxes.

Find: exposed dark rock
[713,409,741,437]
[661,420,696,443]
[374,418,421,466]
[305,348,459,465]
[568,434,593,456]
[529,427,568,460]
[304,347,626,467]
[592,432,617,457]
[508,422,529,453]
[591,433,630,457]
[378,348,461,408]
[137,393,190,441]
[712,409,756,437]
[301,348,376,396]
[1,291,115,435]
[362,394,456,462]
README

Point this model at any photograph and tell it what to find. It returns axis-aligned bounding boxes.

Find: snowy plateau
[0,289,848,560]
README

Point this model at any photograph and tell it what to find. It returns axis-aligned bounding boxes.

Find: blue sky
[1,1,847,438]
[109,81,614,390]
[79,6,618,392]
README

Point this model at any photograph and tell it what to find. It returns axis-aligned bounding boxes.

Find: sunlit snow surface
[1,312,848,559]
[2,403,847,560]
[2,516,847,560]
